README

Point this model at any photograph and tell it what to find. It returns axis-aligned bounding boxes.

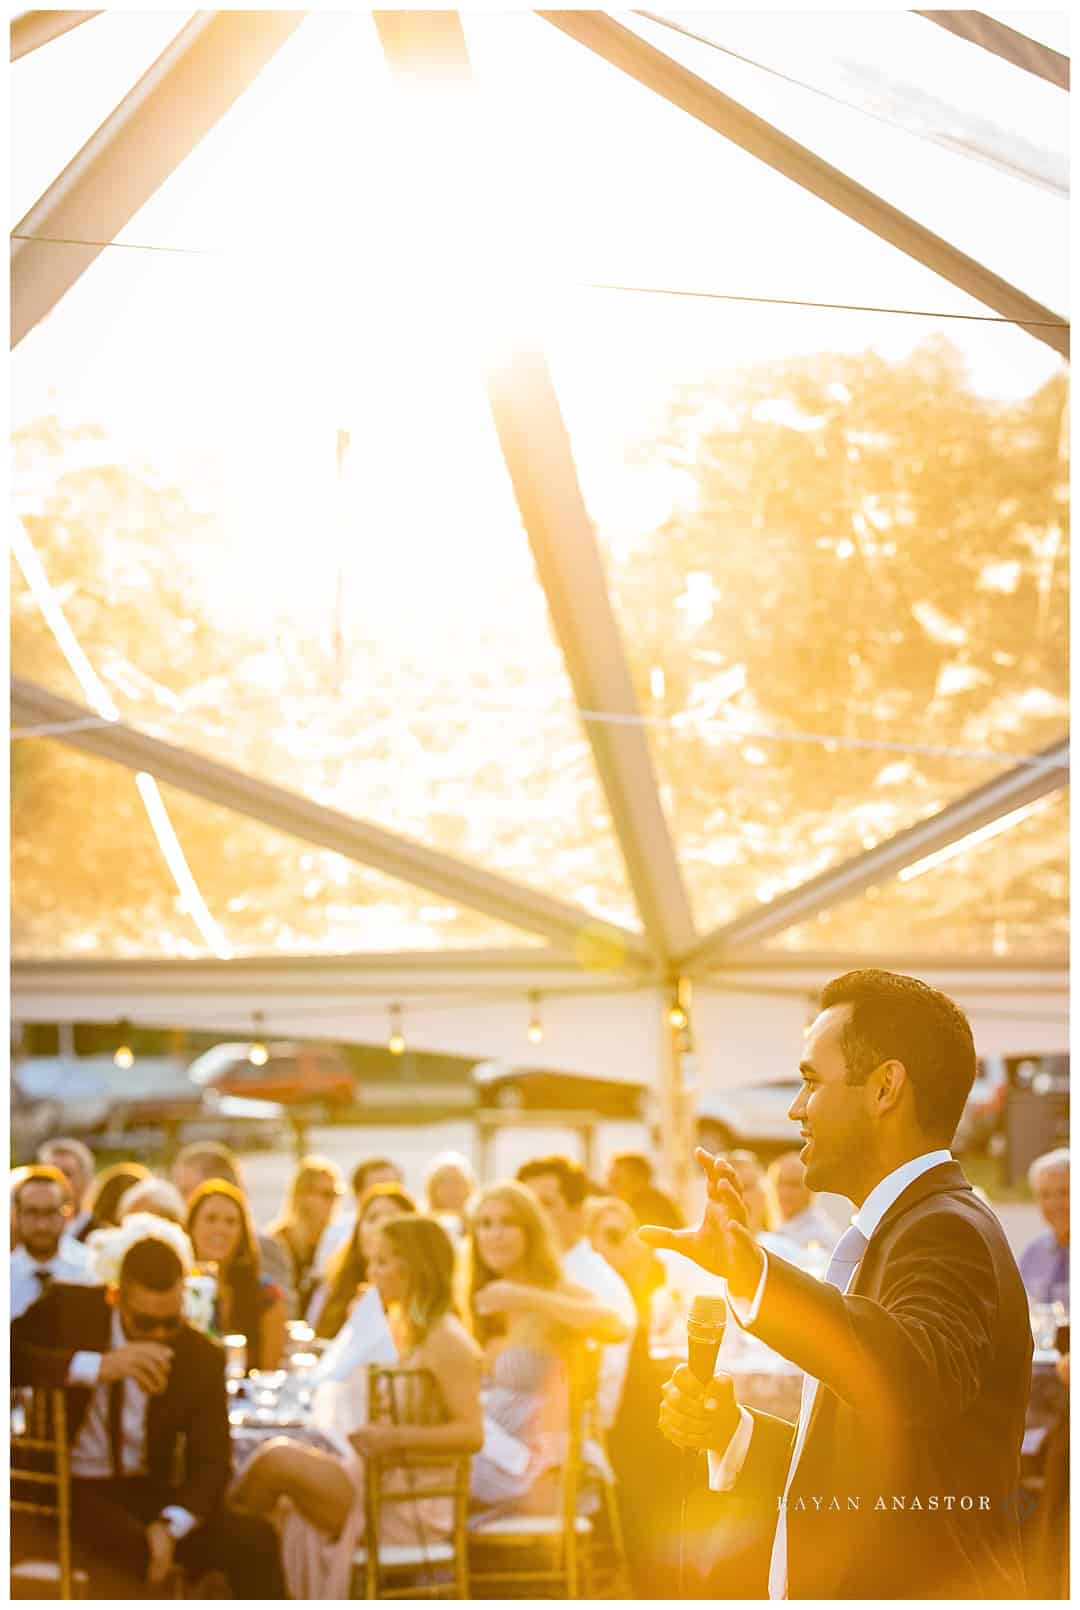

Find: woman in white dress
[230,1214,483,1599]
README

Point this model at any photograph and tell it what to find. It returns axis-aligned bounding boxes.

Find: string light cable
[7,232,1069,331]
[632,10,1067,197]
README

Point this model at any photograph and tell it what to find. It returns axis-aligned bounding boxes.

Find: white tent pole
[11,11,305,347]
[10,11,102,61]
[370,8,696,964]
[539,11,1069,358]
[10,677,651,962]
[681,742,1068,967]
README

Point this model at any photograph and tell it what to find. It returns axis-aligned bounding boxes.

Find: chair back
[10,1389,78,1598]
[560,1340,601,1537]
[363,1364,471,1599]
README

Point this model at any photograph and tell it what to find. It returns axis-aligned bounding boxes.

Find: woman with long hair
[231,1213,483,1599]
[186,1179,287,1369]
[313,1182,416,1339]
[84,1161,152,1232]
[266,1156,343,1320]
[464,1179,628,1518]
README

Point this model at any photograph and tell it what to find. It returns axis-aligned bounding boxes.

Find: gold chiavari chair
[467,1342,600,1599]
[351,1365,471,1600]
[582,1389,633,1597]
[10,1389,89,1600]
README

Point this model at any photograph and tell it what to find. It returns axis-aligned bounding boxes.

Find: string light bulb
[113,1019,135,1070]
[388,1002,406,1057]
[526,992,544,1045]
[248,1011,268,1067]
[667,977,691,1032]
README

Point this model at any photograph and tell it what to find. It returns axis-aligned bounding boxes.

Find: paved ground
[236,1120,1043,1262]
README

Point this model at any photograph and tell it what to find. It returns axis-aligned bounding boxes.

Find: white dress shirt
[68,1311,198,1540]
[564,1238,637,1428]
[707,1149,953,1597]
[10,1241,99,1319]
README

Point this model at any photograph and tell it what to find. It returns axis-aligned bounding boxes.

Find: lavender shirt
[1018,1230,1069,1304]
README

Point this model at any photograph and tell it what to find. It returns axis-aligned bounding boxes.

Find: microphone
[677,1294,727,1597]
[686,1293,727,1385]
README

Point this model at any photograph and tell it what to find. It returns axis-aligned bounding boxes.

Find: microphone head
[687,1292,727,1337]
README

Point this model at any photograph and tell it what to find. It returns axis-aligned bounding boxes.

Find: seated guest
[587,1195,667,1328]
[1020,1148,1069,1304]
[517,1155,636,1428]
[315,1156,404,1273]
[11,1168,99,1318]
[231,1214,483,1599]
[425,1150,477,1237]
[465,1180,628,1519]
[38,1137,96,1242]
[85,1162,153,1233]
[313,1182,416,1338]
[118,1178,187,1226]
[11,1223,286,1599]
[266,1156,343,1319]
[186,1180,287,1369]
[606,1151,684,1230]
[172,1141,294,1314]
[726,1150,770,1233]
[766,1150,840,1251]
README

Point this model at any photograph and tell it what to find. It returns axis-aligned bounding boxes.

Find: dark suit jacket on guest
[11,1283,231,1521]
[715,1161,1032,1600]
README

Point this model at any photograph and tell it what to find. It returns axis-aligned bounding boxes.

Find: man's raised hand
[638,1148,764,1296]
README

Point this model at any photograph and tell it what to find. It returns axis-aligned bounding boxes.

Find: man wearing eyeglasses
[10,1167,98,1318]
[11,1232,287,1598]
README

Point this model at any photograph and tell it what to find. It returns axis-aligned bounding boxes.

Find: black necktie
[108,1381,125,1478]
[33,1268,54,1296]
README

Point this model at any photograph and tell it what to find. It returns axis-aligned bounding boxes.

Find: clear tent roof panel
[624,11,1069,316]
[548,286,1068,933]
[10,9,1070,968]
[12,740,546,959]
[10,12,195,227]
[759,785,1068,959]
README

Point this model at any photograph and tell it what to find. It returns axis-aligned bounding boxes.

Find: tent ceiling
[9,9,1070,1011]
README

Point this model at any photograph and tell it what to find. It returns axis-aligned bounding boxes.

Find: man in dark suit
[11,1233,287,1598]
[646,969,1032,1599]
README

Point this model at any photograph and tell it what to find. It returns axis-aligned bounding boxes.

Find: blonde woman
[464,1179,627,1517]
[232,1214,482,1599]
[313,1182,417,1339]
[266,1156,343,1319]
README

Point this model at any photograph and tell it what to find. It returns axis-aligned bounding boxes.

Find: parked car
[471,1062,645,1120]
[100,1056,287,1149]
[696,1079,802,1154]
[953,1057,1009,1156]
[188,1041,356,1114]
[12,1056,113,1134]
[10,1078,64,1162]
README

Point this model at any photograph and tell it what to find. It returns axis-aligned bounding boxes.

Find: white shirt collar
[852,1150,953,1242]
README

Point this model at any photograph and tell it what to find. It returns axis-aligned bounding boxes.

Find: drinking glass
[224,1334,248,1392]
[1031,1303,1059,1352]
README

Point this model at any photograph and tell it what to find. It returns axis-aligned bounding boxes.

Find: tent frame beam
[914,11,1069,92]
[372,8,697,964]
[10,11,102,61]
[682,740,1069,967]
[10,678,652,963]
[539,10,1069,357]
[11,11,305,347]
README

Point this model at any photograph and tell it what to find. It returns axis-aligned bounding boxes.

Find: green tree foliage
[602,337,1069,938]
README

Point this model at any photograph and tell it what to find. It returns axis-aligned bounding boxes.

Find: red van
[188,1041,355,1115]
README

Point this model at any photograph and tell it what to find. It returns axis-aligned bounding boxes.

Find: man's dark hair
[820,969,976,1142]
[610,1152,652,1181]
[119,1237,184,1291]
[174,1141,240,1187]
[517,1155,588,1209]
[13,1166,67,1209]
[350,1158,400,1198]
